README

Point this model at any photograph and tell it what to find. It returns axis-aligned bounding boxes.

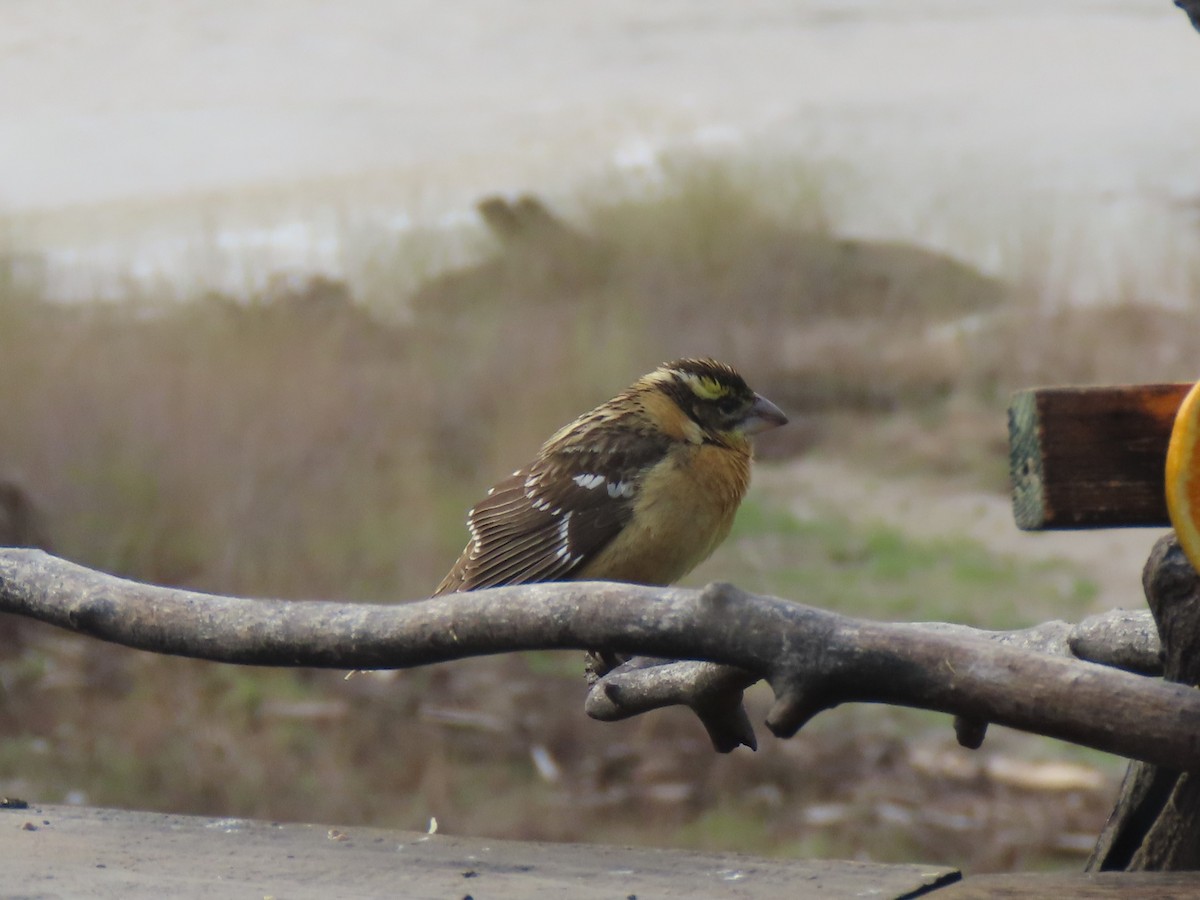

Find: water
[3,0,1199,302]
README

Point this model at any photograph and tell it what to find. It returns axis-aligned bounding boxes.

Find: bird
[434,358,787,605]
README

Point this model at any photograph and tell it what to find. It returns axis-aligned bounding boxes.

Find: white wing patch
[554,512,574,561]
[571,472,635,499]
[572,473,606,490]
[606,480,634,499]
[466,514,483,559]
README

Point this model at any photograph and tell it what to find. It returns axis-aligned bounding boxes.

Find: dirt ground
[764,457,1162,613]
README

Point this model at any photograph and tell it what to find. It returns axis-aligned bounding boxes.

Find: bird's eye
[716,395,742,414]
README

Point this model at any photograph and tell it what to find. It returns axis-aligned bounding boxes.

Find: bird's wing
[433,427,671,594]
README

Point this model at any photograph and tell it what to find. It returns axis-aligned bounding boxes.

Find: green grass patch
[712,495,1098,630]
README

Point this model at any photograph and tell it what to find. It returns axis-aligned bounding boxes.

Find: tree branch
[585,611,1163,751]
[0,549,1194,770]
[1090,534,1200,870]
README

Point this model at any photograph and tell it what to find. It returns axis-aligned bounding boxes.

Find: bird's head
[646,358,788,445]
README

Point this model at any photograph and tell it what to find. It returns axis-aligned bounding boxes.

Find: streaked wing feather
[436,426,671,593]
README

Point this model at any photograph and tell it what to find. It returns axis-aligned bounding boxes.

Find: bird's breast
[575,443,751,586]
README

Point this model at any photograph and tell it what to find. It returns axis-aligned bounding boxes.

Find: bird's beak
[741,393,789,435]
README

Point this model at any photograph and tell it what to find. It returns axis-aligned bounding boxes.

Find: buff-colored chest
[576,441,751,586]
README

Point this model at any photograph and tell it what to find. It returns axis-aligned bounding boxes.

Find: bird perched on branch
[434,358,788,602]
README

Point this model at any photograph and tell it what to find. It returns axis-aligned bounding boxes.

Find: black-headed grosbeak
[435,358,787,597]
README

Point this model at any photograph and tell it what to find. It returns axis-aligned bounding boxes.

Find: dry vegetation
[2,157,1199,872]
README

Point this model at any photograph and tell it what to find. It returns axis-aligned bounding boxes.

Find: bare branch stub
[2,549,1200,771]
[1070,609,1163,675]
[585,657,759,752]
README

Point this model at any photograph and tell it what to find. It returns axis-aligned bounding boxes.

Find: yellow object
[1165,380,1200,570]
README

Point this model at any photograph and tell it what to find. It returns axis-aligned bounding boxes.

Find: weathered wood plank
[0,803,958,900]
[938,871,1200,899]
[9,803,1200,897]
[1008,384,1192,530]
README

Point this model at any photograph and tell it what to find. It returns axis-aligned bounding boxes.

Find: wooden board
[1008,384,1192,530]
[938,870,1200,899]
[1,803,958,900]
[9,803,1200,897]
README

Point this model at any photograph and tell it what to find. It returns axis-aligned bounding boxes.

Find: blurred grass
[1,153,1196,871]
[718,497,1097,629]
